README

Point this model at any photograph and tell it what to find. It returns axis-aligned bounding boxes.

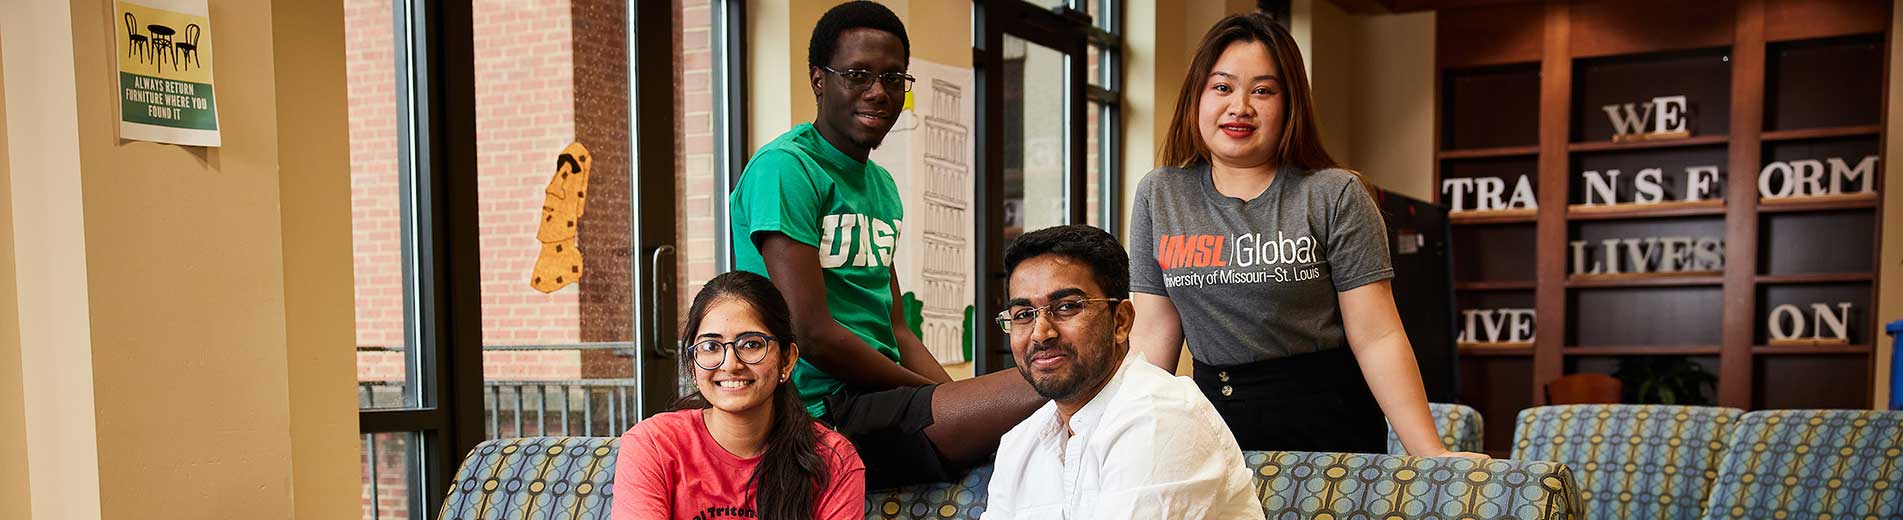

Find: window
[1084,0,1123,234]
[347,1,740,517]
[974,0,1119,373]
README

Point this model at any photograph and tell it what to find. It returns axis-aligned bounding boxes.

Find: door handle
[648,245,676,359]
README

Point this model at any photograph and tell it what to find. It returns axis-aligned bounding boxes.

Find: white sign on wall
[868,58,976,364]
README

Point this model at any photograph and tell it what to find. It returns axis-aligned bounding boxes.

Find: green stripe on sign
[119,72,219,130]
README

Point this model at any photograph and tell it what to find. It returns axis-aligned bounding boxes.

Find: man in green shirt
[729,1,1045,490]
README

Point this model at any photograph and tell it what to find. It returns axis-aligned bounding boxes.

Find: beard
[1016,329,1119,402]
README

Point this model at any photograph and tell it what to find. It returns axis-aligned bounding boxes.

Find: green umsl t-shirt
[730,123,905,417]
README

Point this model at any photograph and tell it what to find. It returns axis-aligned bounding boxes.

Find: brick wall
[679,0,718,331]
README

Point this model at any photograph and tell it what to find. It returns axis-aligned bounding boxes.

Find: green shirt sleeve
[734,149,826,249]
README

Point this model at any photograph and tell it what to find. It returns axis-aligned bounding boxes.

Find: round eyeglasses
[995,298,1120,334]
[685,332,780,371]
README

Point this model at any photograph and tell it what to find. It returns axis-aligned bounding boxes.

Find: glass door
[974,1,1091,374]
[350,1,733,516]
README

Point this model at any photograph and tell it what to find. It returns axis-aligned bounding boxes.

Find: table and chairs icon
[123,12,201,72]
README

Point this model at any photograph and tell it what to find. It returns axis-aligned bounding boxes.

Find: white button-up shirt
[981,352,1265,520]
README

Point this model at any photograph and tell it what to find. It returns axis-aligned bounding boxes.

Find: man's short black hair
[808,1,911,69]
[1003,224,1130,300]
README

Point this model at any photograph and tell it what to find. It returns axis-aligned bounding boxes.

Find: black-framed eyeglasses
[821,66,916,93]
[685,332,780,371]
[995,298,1120,334]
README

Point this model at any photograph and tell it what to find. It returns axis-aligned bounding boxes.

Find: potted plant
[1613,356,1717,405]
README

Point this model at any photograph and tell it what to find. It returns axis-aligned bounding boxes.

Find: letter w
[1602,102,1654,136]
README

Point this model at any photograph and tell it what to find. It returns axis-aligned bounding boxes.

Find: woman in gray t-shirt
[1128,12,1484,458]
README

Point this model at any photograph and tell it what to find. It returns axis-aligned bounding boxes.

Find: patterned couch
[1389,402,1486,455]
[861,451,1584,520]
[435,436,1585,520]
[437,437,618,520]
[1698,409,1903,520]
[447,409,1903,520]
[1512,404,1744,520]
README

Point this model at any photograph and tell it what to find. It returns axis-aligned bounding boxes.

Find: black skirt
[1192,346,1388,453]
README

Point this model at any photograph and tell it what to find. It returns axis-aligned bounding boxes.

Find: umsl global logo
[1155,232,1320,269]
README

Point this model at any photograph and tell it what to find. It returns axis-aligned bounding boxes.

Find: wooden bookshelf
[1758,192,1880,212]
[1438,1,1887,442]
[1565,272,1725,288]
[1755,273,1874,285]
[1564,345,1724,356]
[1760,124,1881,141]
[1567,200,1727,220]
[1439,145,1542,160]
[1449,208,1539,224]
[1567,135,1729,152]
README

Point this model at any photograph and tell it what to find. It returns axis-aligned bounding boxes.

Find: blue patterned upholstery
[1511,405,1743,520]
[1389,402,1486,455]
[1248,450,1583,519]
[438,437,618,520]
[863,464,993,519]
[1700,410,1903,520]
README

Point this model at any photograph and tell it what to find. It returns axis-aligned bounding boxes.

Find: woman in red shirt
[614,271,866,520]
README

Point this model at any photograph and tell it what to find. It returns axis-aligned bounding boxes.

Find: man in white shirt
[981,224,1264,520]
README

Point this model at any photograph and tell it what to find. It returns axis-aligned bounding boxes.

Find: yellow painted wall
[1347,11,1435,200]
[0,0,361,517]
[0,29,33,520]
[1875,0,1903,410]
[272,0,365,516]
[749,0,973,155]
[3,0,104,516]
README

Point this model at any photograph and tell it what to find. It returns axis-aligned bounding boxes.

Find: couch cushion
[1247,450,1583,519]
[1512,404,1742,520]
[1389,402,1486,455]
[438,437,618,520]
[1700,409,1903,520]
[863,464,993,519]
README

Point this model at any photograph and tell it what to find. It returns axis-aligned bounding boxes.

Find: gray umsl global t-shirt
[1129,163,1393,366]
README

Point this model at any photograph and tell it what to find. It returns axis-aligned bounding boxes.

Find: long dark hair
[676,271,829,520]
[1161,13,1370,195]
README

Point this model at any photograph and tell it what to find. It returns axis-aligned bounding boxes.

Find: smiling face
[1197,40,1286,171]
[690,298,797,416]
[811,27,906,160]
[1005,255,1132,404]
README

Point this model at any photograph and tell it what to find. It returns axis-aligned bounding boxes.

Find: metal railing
[356,342,647,440]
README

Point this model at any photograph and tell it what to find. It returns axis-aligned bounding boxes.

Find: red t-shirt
[612,409,866,520]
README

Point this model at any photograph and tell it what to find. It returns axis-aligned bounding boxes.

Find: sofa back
[438,437,619,520]
[1247,450,1582,520]
[1512,404,1743,520]
[1698,409,1903,520]
[1388,402,1486,455]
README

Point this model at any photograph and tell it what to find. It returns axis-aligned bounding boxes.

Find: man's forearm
[800,319,938,389]
[894,330,952,383]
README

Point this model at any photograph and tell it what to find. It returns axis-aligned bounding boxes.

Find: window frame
[973,0,1094,375]
[354,0,727,515]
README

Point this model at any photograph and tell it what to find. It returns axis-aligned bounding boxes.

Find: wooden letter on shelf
[1603,95,1691,142]
[1686,166,1721,201]
[1443,176,1537,213]
[1459,308,1535,344]
[1759,155,1879,199]
[1569,236,1724,275]
[1766,302,1854,344]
